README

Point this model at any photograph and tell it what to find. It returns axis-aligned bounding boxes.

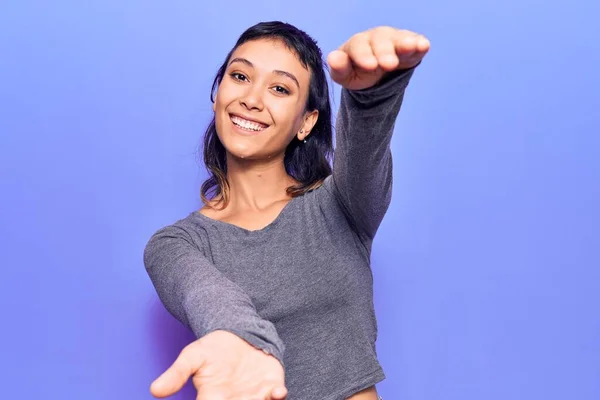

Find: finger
[370,30,399,71]
[393,32,431,69]
[393,31,420,59]
[150,351,203,398]
[342,33,378,71]
[396,32,431,58]
[415,34,431,53]
[270,386,288,399]
[327,49,352,84]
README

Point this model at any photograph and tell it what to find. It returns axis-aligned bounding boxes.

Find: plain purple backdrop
[1,1,598,399]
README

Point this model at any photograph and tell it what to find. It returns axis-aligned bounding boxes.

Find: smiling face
[213,38,318,161]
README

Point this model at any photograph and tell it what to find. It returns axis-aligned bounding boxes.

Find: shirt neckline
[192,194,302,234]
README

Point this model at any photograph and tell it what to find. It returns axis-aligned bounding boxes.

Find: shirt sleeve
[329,65,418,244]
[143,224,286,366]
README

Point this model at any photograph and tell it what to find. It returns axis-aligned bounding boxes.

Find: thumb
[270,385,288,399]
[327,49,353,85]
[150,352,202,398]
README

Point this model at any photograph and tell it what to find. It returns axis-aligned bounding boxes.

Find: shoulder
[198,203,220,221]
[143,213,216,269]
[145,211,211,249]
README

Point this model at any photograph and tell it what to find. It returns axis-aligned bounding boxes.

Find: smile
[230,114,269,132]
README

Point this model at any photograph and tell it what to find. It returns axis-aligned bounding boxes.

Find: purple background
[1,1,598,399]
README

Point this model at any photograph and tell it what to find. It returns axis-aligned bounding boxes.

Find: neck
[223,153,296,211]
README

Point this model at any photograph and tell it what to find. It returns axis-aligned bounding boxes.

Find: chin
[224,142,260,161]
[216,121,272,161]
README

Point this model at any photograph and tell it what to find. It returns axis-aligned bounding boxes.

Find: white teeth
[231,115,267,131]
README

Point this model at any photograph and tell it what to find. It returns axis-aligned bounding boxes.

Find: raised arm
[143,224,286,364]
[332,67,416,239]
[326,26,430,241]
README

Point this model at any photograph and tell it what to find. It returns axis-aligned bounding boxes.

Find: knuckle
[352,32,369,44]
[180,346,198,363]
[185,338,202,351]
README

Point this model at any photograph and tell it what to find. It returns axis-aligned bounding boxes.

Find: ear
[297,109,319,141]
[212,91,218,112]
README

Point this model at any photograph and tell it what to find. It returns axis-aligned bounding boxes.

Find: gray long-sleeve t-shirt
[144,65,417,399]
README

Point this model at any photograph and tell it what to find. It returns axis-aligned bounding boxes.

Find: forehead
[229,39,310,81]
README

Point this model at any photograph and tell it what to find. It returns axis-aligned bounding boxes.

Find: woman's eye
[273,86,290,95]
[231,72,247,81]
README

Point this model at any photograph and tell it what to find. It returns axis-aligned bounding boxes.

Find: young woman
[144,21,429,400]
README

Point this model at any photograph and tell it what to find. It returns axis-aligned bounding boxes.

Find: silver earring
[299,129,306,143]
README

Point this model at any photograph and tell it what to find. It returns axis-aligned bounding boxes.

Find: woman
[144,21,429,400]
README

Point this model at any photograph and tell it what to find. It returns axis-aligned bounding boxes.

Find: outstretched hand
[327,26,430,91]
[150,330,287,400]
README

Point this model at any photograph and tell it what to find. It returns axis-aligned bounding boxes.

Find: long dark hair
[199,21,334,209]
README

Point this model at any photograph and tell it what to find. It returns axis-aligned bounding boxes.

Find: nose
[239,84,264,111]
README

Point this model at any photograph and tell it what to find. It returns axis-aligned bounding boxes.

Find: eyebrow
[228,57,300,90]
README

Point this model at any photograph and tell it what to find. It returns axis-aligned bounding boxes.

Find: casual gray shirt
[144,65,416,399]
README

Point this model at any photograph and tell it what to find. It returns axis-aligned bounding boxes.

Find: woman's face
[213,38,317,161]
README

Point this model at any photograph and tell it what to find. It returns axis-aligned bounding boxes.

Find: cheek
[214,85,231,112]
[213,87,234,134]
[270,100,303,131]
